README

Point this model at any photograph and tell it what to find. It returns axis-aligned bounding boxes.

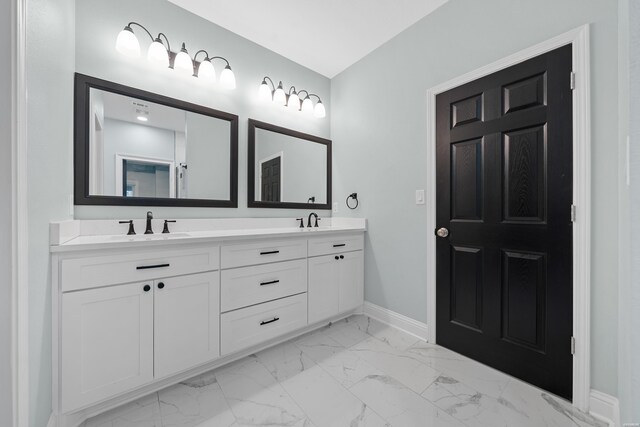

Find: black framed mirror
[248,119,331,209]
[74,73,239,207]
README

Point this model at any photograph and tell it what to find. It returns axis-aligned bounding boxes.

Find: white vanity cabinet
[51,222,366,425]
[308,234,364,324]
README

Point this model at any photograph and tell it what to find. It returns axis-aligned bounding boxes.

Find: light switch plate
[333,202,339,213]
[415,189,425,205]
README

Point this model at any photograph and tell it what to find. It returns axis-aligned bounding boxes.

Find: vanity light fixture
[258,77,326,118]
[115,21,236,89]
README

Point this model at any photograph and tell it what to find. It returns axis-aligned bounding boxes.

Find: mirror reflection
[248,119,331,209]
[88,88,231,200]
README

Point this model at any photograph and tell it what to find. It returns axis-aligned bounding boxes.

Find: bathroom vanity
[50,217,365,426]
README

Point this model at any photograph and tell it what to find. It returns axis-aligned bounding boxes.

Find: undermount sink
[108,232,192,241]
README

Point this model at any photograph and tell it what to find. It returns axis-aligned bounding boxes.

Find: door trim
[425,25,591,411]
[11,0,29,425]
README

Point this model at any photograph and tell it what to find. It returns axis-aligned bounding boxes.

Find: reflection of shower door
[115,154,175,198]
[261,156,281,202]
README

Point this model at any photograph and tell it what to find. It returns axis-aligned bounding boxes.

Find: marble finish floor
[82,315,607,427]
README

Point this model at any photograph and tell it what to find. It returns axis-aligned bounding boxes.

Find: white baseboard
[362,301,429,341]
[589,390,620,427]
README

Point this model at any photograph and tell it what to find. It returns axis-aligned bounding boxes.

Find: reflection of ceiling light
[137,116,148,122]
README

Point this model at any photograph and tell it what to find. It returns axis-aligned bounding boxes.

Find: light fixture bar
[115,21,236,89]
[258,78,326,118]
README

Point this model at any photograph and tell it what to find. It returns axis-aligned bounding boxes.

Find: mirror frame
[248,119,332,210]
[74,73,239,207]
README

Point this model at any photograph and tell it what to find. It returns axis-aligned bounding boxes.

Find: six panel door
[435,45,573,399]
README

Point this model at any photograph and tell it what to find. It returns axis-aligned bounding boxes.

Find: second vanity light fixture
[259,77,326,118]
[115,22,236,89]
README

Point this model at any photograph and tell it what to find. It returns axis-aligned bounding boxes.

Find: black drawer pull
[136,263,170,270]
[260,280,280,286]
[333,244,346,247]
[260,250,280,255]
[335,256,339,260]
[143,284,151,292]
[260,317,280,326]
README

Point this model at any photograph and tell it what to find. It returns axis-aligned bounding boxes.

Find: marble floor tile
[351,336,441,393]
[341,315,422,351]
[295,331,384,388]
[81,315,603,427]
[407,342,511,398]
[350,374,464,427]
[279,363,390,426]
[158,371,236,427]
[83,393,162,427]
[215,357,312,426]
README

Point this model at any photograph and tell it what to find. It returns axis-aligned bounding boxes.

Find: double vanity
[50,217,365,425]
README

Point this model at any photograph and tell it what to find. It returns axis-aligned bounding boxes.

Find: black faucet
[307,212,320,228]
[162,220,176,234]
[119,220,136,235]
[145,211,154,234]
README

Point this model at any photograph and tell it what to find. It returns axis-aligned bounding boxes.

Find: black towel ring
[346,193,359,210]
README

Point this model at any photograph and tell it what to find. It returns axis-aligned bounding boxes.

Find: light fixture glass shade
[288,92,300,111]
[197,59,216,83]
[220,65,236,90]
[115,26,140,57]
[147,39,169,68]
[314,100,326,118]
[273,82,287,106]
[174,44,194,76]
[259,81,273,102]
[301,97,314,114]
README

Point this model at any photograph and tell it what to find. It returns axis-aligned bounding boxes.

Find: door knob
[436,227,449,238]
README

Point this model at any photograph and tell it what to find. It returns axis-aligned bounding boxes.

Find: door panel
[338,251,364,313]
[436,45,573,399]
[308,254,340,323]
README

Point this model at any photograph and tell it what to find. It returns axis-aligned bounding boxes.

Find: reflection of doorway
[258,152,283,202]
[115,154,176,198]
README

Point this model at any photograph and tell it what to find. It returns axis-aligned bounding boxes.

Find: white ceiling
[168,0,448,78]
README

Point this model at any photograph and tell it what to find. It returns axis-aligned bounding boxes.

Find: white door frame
[425,25,591,411]
[115,153,176,198]
[11,0,29,426]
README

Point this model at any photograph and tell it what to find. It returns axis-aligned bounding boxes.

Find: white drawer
[221,259,307,312]
[220,293,307,355]
[308,233,364,257]
[60,246,220,292]
[221,239,306,269]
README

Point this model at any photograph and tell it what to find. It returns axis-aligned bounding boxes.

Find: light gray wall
[331,0,620,395]
[74,0,331,220]
[185,112,231,200]
[102,118,176,195]
[255,129,327,204]
[0,0,13,424]
[27,0,76,425]
[621,0,640,422]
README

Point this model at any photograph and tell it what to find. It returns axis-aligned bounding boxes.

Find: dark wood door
[261,156,281,202]
[435,45,573,399]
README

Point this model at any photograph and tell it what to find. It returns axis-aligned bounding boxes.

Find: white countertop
[50,217,366,253]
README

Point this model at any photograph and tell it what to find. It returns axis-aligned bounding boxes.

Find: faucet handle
[296,218,304,228]
[119,220,136,235]
[162,220,176,234]
[147,211,153,219]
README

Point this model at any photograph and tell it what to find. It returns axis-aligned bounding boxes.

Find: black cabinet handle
[340,255,344,259]
[260,250,280,255]
[143,284,151,292]
[157,282,165,289]
[136,263,170,270]
[260,317,280,326]
[260,280,280,286]
[335,256,339,260]
[333,243,346,248]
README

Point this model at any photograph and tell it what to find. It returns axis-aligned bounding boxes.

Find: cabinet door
[154,271,220,378]
[308,254,340,324]
[339,251,364,313]
[61,282,153,412]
